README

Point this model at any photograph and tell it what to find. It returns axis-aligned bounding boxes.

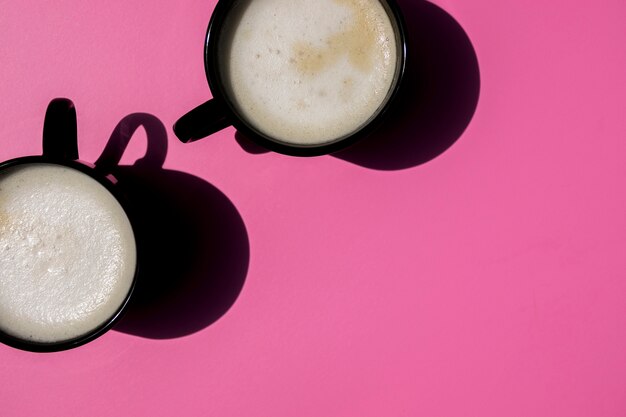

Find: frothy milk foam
[220,0,398,144]
[0,164,136,343]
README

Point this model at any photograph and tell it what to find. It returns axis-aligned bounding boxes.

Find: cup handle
[42,98,79,160]
[173,99,231,143]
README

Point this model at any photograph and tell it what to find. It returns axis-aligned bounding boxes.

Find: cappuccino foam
[220,0,398,145]
[0,164,136,343]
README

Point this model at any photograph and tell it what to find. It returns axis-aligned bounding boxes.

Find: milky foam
[0,163,136,343]
[220,0,398,145]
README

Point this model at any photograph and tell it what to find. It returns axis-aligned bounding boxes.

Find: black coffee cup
[174,0,407,156]
[0,99,140,352]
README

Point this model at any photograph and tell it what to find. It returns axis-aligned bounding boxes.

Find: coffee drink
[0,163,136,343]
[219,0,399,145]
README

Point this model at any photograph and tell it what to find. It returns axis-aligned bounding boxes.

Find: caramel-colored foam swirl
[291,0,387,76]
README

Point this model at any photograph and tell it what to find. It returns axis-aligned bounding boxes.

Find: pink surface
[1,0,626,416]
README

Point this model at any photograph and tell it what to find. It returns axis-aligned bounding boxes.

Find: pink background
[1,0,626,416]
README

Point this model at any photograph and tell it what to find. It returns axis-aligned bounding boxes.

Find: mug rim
[203,0,408,157]
[0,156,140,353]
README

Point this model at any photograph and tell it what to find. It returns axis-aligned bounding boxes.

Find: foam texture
[0,164,136,343]
[220,0,398,145]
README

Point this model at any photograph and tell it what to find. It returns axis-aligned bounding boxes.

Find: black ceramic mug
[174,0,407,156]
[0,99,140,352]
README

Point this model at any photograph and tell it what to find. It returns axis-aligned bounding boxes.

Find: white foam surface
[0,163,136,343]
[220,0,398,145]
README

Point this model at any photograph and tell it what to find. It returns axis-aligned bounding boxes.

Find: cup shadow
[333,0,481,170]
[96,113,250,339]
